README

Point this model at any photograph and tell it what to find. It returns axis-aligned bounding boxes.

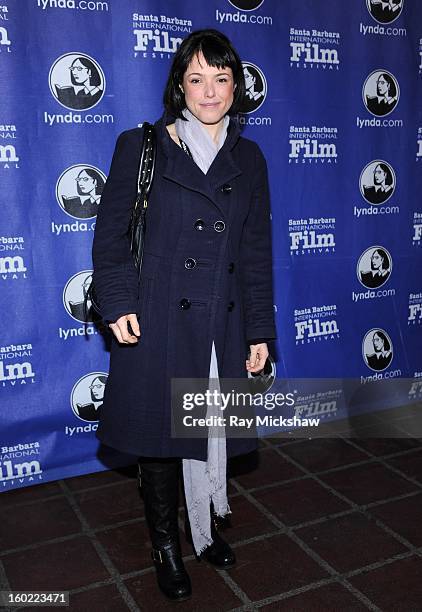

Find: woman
[92,29,277,601]
[360,247,391,289]
[55,57,103,110]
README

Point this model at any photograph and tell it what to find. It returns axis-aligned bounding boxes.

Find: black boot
[201,512,236,568]
[139,458,191,601]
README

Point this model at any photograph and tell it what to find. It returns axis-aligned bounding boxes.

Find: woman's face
[76,170,97,195]
[371,250,384,269]
[70,59,91,85]
[374,165,386,184]
[372,333,384,352]
[181,52,235,126]
[90,378,105,401]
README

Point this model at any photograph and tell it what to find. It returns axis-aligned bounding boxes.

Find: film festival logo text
[60,270,100,339]
[132,11,192,59]
[0,236,27,280]
[360,0,406,38]
[294,388,341,420]
[289,125,338,164]
[51,164,106,235]
[289,217,336,256]
[289,26,340,70]
[357,69,402,129]
[0,441,43,489]
[66,372,108,436]
[294,304,340,345]
[417,128,422,161]
[0,124,19,169]
[412,212,422,246]
[352,245,395,302]
[419,37,422,76]
[45,52,113,127]
[408,293,422,326]
[354,159,399,219]
[0,5,11,54]
[216,0,272,27]
[361,328,401,383]
[0,342,35,388]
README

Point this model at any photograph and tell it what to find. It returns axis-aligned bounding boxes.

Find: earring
[179,84,184,93]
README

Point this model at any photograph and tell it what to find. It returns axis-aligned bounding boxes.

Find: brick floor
[1,433,422,611]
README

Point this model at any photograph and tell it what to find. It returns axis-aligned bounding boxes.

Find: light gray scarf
[175,107,231,555]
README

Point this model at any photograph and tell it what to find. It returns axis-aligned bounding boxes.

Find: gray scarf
[175,107,231,555]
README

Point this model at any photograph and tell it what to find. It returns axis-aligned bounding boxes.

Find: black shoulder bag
[85,122,156,319]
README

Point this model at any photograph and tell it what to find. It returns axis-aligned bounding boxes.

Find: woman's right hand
[109,314,140,344]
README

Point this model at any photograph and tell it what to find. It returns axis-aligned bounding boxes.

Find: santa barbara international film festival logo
[294,303,340,345]
[67,372,108,435]
[49,53,105,111]
[132,10,192,59]
[288,216,336,256]
[0,5,11,55]
[0,341,35,388]
[289,25,340,70]
[362,69,399,117]
[362,328,393,373]
[0,124,19,169]
[413,212,422,245]
[417,127,422,161]
[0,441,43,489]
[0,236,27,280]
[289,125,338,165]
[51,164,106,236]
[408,292,422,326]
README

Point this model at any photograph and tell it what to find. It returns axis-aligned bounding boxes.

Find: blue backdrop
[1,0,421,490]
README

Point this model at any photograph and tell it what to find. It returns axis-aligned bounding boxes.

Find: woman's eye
[190,79,200,84]
[218,78,228,83]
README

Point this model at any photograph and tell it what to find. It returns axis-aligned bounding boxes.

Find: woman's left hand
[246,343,268,373]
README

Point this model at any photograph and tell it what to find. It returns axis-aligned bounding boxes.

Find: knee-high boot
[138,458,191,601]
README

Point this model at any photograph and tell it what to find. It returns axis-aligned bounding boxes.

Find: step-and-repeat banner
[1,0,421,490]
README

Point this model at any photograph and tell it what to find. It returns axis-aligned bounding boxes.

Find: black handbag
[86,122,156,318]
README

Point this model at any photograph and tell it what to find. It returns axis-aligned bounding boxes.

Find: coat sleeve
[92,128,143,324]
[239,143,277,343]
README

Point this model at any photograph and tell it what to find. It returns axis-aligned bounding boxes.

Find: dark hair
[371,248,389,271]
[372,330,390,352]
[76,168,105,196]
[70,57,102,87]
[378,73,397,98]
[373,163,393,186]
[163,29,245,118]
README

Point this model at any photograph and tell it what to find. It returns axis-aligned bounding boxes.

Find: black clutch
[86,122,156,319]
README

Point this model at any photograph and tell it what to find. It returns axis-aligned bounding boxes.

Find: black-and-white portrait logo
[247,352,276,394]
[366,0,404,24]
[360,160,395,205]
[363,70,399,117]
[49,53,105,111]
[228,0,265,9]
[71,372,108,422]
[362,328,393,372]
[63,270,95,323]
[56,165,106,219]
[241,62,267,114]
[357,246,392,289]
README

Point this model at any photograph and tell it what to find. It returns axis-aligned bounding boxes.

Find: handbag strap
[135,121,156,209]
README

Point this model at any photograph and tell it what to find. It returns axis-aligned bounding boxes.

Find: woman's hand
[109,314,140,344]
[246,343,268,373]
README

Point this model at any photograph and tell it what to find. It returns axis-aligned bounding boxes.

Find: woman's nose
[204,82,216,97]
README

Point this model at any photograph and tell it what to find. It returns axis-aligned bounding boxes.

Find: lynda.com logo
[49,52,105,111]
[241,62,267,113]
[228,0,265,9]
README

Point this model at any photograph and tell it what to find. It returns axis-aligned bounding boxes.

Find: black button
[184,258,196,269]
[214,220,225,232]
[227,300,235,312]
[194,218,205,231]
[221,184,232,194]
[180,298,191,310]
[228,262,234,273]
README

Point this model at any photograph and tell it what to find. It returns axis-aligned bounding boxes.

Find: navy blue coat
[92,111,277,460]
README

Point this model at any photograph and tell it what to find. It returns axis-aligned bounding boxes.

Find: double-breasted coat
[92,111,277,460]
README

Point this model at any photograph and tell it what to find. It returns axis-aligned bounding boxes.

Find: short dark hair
[163,29,245,118]
[70,57,102,87]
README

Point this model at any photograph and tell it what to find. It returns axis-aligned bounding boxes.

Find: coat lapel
[157,112,243,218]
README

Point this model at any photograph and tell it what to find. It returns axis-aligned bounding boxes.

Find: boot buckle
[151,549,163,563]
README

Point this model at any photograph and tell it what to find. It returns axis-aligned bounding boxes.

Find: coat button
[227,300,235,312]
[214,220,226,232]
[228,262,234,273]
[184,258,196,269]
[194,218,205,231]
[221,184,232,194]
[180,298,191,310]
